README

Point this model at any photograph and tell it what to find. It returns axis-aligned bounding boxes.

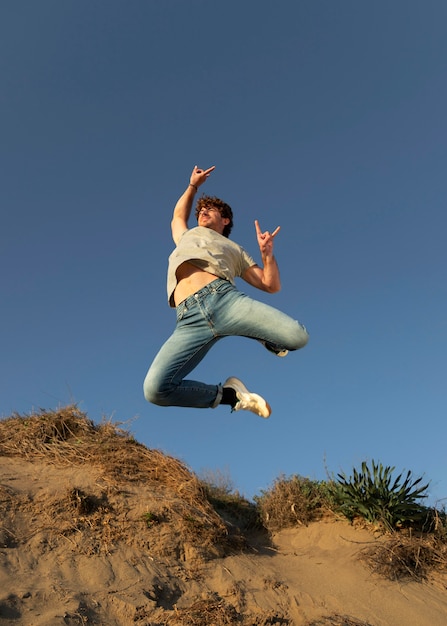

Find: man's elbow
[264,283,281,294]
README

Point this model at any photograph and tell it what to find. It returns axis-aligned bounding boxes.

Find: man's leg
[212,287,309,352]
[144,281,274,416]
[143,298,221,408]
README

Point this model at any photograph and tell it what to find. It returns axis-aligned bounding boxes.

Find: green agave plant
[336,460,430,530]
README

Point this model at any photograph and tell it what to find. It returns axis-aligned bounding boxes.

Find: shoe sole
[262,341,288,357]
[223,377,271,418]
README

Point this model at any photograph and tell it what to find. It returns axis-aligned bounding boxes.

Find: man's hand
[190,165,216,189]
[255,220,281,258]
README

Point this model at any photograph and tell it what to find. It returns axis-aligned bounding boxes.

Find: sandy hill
[0,407,446,626]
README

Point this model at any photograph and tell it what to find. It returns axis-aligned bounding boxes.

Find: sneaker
[223,377,271,418]
[261,341,289,358]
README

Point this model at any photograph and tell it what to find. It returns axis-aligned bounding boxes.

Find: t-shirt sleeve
[238,247,257,275]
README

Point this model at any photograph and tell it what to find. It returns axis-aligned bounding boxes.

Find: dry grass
[360,531,447,581]
[305,617,374,626]
[161,598,240,625]
[1,405,197,489]
[255,474,335,532]
[157,597,289,625]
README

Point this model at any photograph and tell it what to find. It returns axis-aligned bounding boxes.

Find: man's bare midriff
[173,261,219,306]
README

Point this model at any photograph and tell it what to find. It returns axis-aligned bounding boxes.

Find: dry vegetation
[360,530,447,582]
[254,474,336,531]
[305,617,374,626]
[253,467,447,583]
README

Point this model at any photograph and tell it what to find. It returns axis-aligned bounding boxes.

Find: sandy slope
[1,445,447,625]
[202,524,447,625]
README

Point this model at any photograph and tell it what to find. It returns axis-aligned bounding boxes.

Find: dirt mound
[1,407,447,626]
[0,407,272,625]
[1,407,240,558]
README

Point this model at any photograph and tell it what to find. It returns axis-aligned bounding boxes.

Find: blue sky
[2,1,446,505]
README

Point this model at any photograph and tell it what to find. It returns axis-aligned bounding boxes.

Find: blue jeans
[143,278,308,409]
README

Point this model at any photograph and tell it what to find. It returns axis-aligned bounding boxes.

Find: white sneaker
[223,377,271,418]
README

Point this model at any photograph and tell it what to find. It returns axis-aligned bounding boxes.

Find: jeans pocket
[214,280,234,296]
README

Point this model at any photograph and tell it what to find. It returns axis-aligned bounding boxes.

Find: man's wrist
[262,253,276,264]
[189,183,198,192]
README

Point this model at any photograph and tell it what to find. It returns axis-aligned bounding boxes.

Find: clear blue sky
[2,1,446,505]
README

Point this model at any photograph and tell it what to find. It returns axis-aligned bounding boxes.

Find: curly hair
[195,195,234,238]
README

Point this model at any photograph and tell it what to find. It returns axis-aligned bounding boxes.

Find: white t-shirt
[167,226,256,307]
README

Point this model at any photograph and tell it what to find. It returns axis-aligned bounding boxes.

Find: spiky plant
[335,460,430,530]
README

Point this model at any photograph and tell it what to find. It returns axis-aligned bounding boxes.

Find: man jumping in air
[143,165,308,417]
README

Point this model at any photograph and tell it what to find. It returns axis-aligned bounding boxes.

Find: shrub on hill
[332,460,447,580]
[254,474,337,532]
[334,460,431,531]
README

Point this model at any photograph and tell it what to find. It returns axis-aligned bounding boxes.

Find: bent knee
[143,387,160,405]
[143,375,170,406]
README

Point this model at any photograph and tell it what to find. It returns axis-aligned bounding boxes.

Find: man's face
[197,206,230,235]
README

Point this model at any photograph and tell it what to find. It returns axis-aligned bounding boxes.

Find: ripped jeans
[143,278,308,409]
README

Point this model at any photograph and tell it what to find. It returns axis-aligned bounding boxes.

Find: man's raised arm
[171,165,215,244]
[243,220,282,293]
